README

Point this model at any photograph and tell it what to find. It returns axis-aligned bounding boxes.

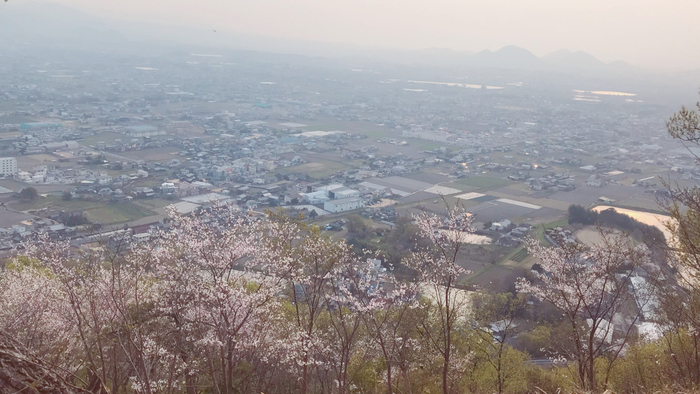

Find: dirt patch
[575,227,605,247]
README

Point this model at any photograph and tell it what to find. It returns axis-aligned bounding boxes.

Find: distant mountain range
[362,45,644,77]
[0,1,687,79]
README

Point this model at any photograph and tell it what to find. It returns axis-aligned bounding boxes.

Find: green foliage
[568,204,597,225]
[509,248,529,262]
[471,346,529,394]
[18,187,38,202]
[472,292,527,327]
[605,335,697,394]
[5,256,52,277]
[524,365,575,394]
[517,325,551,358]
[567,204,666,244]
[346,214,369,237]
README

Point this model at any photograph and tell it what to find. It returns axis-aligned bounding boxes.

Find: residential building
[0,157,17,176]
[586,175,604,187]
[162,182,177,194]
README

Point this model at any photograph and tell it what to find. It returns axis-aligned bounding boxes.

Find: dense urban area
[3,3,700,394]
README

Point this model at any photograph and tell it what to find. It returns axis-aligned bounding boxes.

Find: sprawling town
[5,1,700,393]
[0,49,690,285]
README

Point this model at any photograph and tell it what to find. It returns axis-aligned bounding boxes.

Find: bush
[18,187,38,202]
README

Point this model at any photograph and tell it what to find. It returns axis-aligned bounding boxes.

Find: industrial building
[324,197,363,213]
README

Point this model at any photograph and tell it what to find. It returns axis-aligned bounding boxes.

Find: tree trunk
[0,331,89,394]
[386,360,393,394]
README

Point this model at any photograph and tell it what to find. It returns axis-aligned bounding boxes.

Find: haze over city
[6,0,700,70]
[3,1,700,393]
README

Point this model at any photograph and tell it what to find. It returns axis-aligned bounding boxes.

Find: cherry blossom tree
[131,204,285,394]
[259,218,354,394]
[516,231,652,391]
[0,253,77,377]
[353,259,421,394]
[404,201,476,394]
[2,233,169,393]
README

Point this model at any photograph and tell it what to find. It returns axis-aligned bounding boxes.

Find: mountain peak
[496,45,533,54]
[542,49,606,70]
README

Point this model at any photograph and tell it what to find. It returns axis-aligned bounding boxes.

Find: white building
[302,190,330,204]
[0,157,17,176]
[324,197,363,213]
[586,175,604,187]
[630,276,658,321]
[161,182,177,194]
[97,175,113,185]
[327,186,360,199]
[490,219,512,232]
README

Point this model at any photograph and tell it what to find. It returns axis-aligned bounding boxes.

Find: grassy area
[132,177,167,188]
[533,218,570,245]
[84,203,154,225]
[79,132,126,146]
[276,160,357,179]
[364,129,392,139]
[10,196,103,212]
[498,245,526,265]
[302,123,343,131]
[455,176,511,189]
[506,183,534,193]
[81,163,126,177]
[9,196,154,225]
[494,217,569,265]
[406,139,443,150]
[510,248,529,262]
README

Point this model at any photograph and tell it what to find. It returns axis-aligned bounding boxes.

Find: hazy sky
[42,0,700,70]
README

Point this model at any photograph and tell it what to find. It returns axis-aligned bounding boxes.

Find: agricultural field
[132,177,168,188]
[118,147,182,162]
[8,195,155,226]
[363,129,392,139]
[79,132,127,146]
[276,160,356,178]
[509,248,529,262]
[16,154,59,169]
[0,131,23,140]
[84,203,154,225]
[404,139,444,150]
[455,176,512,189]
[10,195,103,213]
